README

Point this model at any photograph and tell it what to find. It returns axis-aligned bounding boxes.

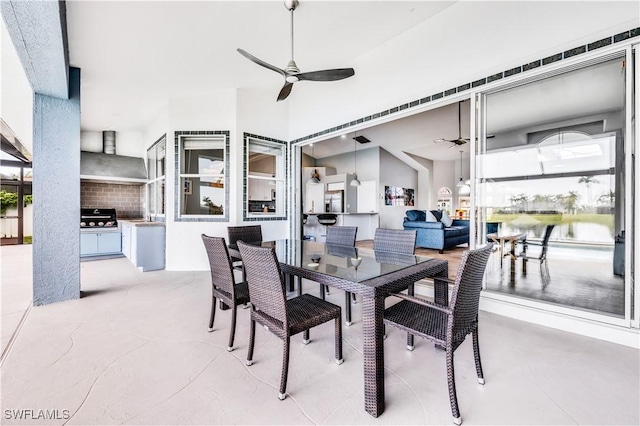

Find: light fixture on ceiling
[308,144,321,184]
[456,150,467,188]
[350,134,361,187]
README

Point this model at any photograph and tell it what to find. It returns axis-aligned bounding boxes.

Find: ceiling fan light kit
[237,0,355,101]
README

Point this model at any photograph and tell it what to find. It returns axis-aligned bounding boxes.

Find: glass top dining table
[228,239,449,418]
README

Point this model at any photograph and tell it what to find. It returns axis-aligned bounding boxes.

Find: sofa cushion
[444,226,470,238]
[430,210,442,222]
[426,210,438,222]
[405,210,426,222]
[441,209,453,227]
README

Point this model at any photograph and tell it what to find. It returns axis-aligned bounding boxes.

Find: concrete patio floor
[1,244,639,425]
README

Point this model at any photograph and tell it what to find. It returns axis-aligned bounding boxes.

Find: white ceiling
[66,1,627,164]
[67,0,454,132]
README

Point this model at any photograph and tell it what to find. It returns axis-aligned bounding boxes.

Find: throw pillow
[405,210,426,222]
[441,209,453,227]
[430,210,443,222]
[426,210,438,222]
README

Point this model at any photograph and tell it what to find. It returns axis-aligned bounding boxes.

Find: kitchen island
[303,212,379,242]
[120,220,166,271]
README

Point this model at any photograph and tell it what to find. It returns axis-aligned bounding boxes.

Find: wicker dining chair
[323,226,358,324]
[373,228,417,255]
[237,241,343,401]
[383,243,493,425]
[201,234,251,352]
[227,225,263,271]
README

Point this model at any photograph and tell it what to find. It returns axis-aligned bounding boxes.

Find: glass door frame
[472,46,636,328]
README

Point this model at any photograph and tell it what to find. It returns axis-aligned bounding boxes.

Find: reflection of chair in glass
[237,241,343,401]
[518,224,555,287]
[324,226,358,325]
[383,244,493,426]
[201,235,250,352]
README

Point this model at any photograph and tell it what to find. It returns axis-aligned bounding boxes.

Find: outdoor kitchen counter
[120,220,166,271]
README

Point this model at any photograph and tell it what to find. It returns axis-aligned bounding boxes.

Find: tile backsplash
[81,182,144,219]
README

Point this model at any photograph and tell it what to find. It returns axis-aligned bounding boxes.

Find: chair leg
[446,346,461,425]
[320,284,326,300]
[208,295,216,332]
[303,329,310,344]
[325,284,330,295]
[472,330,485,385]
[279,337,291,400]
[407,283,415,350]
[246,319,256,366]
[335,316,343,364]
[345,292,352,326]
[351,292,357,304]
[227,303,237,352]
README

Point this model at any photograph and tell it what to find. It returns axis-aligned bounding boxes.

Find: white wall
[286,2,639,139]
[433,160,456,205]
[163,91,238,271]
[236,87,289,241]
[1,20,33,152]
[379,148,418,229]
[147,88,290,271]
[80,130,145,157]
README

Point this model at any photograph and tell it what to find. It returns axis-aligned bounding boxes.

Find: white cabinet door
[121,223,132,259]
[357,181,378,213]
[305,183,325,213]
[98,232,121,254]
[80,233,98,256]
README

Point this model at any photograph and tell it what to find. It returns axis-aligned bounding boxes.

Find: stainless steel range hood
[80,131,147,184]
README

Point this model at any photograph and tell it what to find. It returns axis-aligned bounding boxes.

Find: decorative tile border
[289,27,640,145]
[243,132,288,222]
[174,130,230,222]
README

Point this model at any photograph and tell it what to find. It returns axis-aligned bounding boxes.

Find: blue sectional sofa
[402,210,470,253]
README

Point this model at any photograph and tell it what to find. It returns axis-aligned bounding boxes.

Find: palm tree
[564,191,580,214]
[597,190,615,206]
[578,176,599,207]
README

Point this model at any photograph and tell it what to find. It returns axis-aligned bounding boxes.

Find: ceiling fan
[434,101,494,148]
[237,0,355,102]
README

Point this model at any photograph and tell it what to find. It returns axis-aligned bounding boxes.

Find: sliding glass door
[475,54,631,322]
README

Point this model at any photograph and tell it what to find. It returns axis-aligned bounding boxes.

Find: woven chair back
[326,226,358,246]
[449,244,493,341]
[228,225,263,246]
[237,241,287,325]
[373,228,417,254]
[201,235,236,296]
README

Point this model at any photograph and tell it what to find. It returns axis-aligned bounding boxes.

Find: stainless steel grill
[80,208,117,228]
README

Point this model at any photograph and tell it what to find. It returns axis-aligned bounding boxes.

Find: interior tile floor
[1,244,639,425]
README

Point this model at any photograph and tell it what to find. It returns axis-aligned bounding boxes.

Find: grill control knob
[98,222,104,226]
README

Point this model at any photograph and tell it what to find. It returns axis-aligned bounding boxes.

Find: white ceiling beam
[1,0,69,99]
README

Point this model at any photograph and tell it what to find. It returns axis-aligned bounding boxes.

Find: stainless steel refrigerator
[324,190,344,213]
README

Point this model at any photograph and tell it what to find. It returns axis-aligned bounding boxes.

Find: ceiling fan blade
[237,48,286,77]
[296,68,355,82]
[277,82,294,101]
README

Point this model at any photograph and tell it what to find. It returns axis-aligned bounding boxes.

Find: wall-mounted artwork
[384,186,415,206]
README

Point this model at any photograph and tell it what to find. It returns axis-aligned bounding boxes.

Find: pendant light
[456,150,466,188]
[350,134,361,187]
[308,144,321,184]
